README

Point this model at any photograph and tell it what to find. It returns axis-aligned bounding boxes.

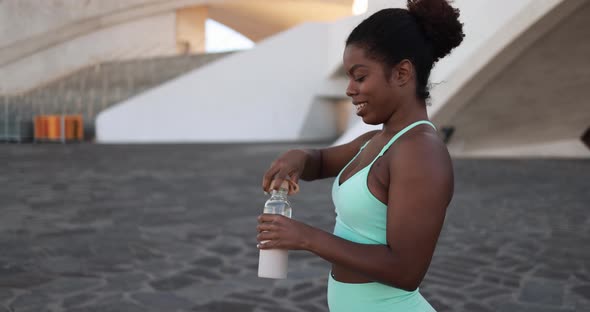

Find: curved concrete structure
[0,0,353,94]
[443,0,590,157]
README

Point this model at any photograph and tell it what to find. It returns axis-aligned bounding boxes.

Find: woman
[257,0,464,310]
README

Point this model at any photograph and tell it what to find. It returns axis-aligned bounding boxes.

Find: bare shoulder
[389,127,454,192]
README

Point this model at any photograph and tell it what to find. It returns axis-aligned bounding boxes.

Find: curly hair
[346,0,465,100]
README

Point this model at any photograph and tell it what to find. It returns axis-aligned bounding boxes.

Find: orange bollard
[46,115,61,141]
[34,116,43,140]
[64,115,84,141]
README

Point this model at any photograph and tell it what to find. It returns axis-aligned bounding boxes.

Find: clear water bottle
[258,180,292,279]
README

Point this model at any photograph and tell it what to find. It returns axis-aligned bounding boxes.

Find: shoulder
[388,127,453,184]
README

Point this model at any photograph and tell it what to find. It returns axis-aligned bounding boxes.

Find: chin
[361,115,381,125]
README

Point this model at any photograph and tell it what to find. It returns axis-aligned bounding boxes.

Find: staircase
[0,52,232,142]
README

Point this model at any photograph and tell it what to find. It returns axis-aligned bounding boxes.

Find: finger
[256,223,276,233]
[257,239,278,249]
[270,167,292,191]
[289,172,300,186]
[258,214,281,223]
[262,165,280,193]
[286,176,300,196]
[256,231,276,242]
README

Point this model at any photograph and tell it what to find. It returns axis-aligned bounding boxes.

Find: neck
[381,97,429,135]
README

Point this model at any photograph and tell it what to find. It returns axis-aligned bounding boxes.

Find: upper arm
[318,130,379,179]
[385,133,454,288]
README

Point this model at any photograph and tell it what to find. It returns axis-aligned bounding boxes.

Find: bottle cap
[279,180,289,191]
[270,178,300,195]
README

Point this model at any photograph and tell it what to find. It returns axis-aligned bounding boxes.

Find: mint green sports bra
[332,121,436,244]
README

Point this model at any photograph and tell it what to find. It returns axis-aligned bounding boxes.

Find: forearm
[298,149,322,181]
[304,227,419,291]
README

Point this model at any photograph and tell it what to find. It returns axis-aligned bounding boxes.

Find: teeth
[355,102,367,112]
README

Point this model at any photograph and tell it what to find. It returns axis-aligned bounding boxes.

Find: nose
[346,80,358,97]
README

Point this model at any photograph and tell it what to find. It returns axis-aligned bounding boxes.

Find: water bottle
[258,180,292,279]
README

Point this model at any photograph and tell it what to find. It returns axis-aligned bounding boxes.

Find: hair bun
[407,0,465,62]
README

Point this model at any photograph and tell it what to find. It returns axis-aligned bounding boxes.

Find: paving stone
[9,292,52,310]
[292,282,314,292]
[193,300,255,312]
[185,267,223,281]
[150,274,197,291]
[272,287,289,298]
[220,267,241,275]
[433,288,467,301]
[67,300,146,312]
[102,272,150,292]
[0,265,53,289]
[33,277,102,295]
[571,284,590,301]
[429,298,452,312]
[228,292,278,305]
[519,279,565,306]
[209,245,242,256]
[291,287,325,301]
[192,256,223,267]
[534,268,572,280]
[471,285,512,300]
[295,303,326,312]
[463,302,494,312]
[0,288,13,301]
[130,292,194,310]
[62,292,97,308]
[39,256,84,274]
[260,306,301,312]
[493,301,576,312]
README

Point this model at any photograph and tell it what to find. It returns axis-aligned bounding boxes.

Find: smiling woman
[258,0,464,311]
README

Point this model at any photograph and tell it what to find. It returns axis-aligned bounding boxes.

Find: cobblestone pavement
[0,143,589,312]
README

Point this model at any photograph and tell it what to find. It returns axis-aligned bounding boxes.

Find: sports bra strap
[360,140,371,150]
[376,120,436,158]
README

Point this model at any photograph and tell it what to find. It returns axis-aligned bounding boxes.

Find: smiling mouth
[354,102,367,114]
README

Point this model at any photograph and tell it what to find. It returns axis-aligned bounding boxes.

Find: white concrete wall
[0,13,177,94]
[0,0,150,47]
[0,0,354,94]
[96,22,343,143]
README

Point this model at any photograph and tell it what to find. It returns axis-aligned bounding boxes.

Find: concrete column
[176,6,208,54]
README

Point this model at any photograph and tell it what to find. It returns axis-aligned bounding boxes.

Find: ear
[391,59,414,86]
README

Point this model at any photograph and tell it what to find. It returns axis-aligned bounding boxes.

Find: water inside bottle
[263,196,292,218]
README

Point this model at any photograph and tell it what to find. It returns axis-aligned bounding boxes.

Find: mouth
[354,102,368,115]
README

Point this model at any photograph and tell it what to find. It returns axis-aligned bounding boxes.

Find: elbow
[383,272,422,292]
[397,281,420,292]
[380,249,426,291]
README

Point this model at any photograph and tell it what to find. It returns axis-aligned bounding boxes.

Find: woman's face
[343,44,399,125]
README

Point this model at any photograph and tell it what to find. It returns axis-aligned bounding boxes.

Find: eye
[354,76,366,82]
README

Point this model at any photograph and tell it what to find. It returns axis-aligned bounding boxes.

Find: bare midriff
[331,264,373,283]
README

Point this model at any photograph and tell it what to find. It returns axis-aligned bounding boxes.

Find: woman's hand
[262,149,308,195]
[256,214,316,251]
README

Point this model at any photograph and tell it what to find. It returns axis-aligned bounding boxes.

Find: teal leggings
[327,274,436,311]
